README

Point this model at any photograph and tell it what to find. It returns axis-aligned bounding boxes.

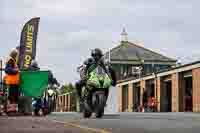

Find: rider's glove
[111,80,116,86]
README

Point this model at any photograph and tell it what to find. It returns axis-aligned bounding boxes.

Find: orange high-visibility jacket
[4,58,20,85]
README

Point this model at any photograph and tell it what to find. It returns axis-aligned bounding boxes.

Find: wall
[117,85,122,112]
[156,77,161,112]
[178,73,185,112]
[128,83,133,112]
[171,73,179,112]
[105,86,119,114]
[140,80,146,106]
[192,68,200,112]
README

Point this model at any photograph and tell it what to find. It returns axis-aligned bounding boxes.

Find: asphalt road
[1,112,200,133]
[48,112,200,133]
[0,116,90,133]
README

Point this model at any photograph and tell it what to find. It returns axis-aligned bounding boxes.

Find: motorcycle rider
[75,48,117,104]
[47,70,60,113]
[29,60,40,71]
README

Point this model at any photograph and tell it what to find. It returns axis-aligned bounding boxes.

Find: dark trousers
[8,85,19,104]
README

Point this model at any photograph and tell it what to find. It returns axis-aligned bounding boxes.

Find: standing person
[18,60,41,115]
[142,89,148,112]
[29,60,42,115]
[4,49,20,105]
[29,60,40,71]
[48,70,59,86]
[47,71,59,113]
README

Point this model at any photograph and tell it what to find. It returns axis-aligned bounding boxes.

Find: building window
[132,66,142,77]
[120,65,124,75]
[144,64,152,74]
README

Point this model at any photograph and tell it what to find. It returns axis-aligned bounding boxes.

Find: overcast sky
[1,0,200,84]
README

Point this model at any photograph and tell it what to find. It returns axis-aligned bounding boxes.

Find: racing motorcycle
[78,63,112,118]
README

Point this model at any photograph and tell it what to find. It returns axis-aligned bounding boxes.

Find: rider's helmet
[91,48,103,62]
[31,60,39,68]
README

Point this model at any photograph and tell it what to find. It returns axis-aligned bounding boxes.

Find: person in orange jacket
[4,49,20,104]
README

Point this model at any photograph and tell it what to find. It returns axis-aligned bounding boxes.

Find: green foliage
[60,83,76,94]
[0,96,6,105]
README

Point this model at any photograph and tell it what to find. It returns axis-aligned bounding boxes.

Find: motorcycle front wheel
[83,96,92,118]
[94,92,106,118]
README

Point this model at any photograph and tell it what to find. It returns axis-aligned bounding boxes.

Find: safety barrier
[56,92,77,112]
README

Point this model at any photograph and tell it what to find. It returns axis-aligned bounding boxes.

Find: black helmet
[91,48,103,61]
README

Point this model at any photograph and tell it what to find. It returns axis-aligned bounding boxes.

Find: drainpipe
[155,73,157,107]
[153,66,158,112]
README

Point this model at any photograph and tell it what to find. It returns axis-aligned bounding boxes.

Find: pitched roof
[104,41,177,63]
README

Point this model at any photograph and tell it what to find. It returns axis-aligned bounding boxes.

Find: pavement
[1,112,200,133]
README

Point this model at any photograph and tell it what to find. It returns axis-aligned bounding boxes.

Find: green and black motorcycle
[79,64,112,118]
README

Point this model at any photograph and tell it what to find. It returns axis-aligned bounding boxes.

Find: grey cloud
[1,0,200,83]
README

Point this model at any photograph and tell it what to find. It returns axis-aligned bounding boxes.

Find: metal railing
[56,92,77,112]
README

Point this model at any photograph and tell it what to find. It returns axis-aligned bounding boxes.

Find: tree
[60,83,76,94]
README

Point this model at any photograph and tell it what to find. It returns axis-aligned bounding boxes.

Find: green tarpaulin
[19,71,49,98]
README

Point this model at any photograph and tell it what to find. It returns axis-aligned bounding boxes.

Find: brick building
[117,61,200,112]
[104,29,176,81]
